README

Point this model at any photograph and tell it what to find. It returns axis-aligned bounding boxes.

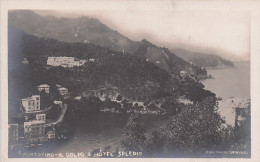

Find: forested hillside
[9,34,215,105]
[9,10,208,77]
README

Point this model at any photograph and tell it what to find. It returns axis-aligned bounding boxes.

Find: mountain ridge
[171,48,234,68]
[9,10,209,77]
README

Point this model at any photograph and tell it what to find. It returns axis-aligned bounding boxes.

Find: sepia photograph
[1,0,260,161]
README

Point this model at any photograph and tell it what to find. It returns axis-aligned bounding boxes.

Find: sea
[201,62,250,99]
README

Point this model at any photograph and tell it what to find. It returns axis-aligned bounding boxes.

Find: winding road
[46,104,68,126]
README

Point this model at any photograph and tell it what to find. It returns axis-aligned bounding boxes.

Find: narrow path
[45,104,68,126]
[25,106,52,114]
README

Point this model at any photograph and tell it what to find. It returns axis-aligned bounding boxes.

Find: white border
[1,0,260,162]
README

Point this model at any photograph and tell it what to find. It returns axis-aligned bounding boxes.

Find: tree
[121,99,132,110]
[116,95,122,101]
[40,91,52,108]
[121,113,146,152]
[151,97,225,155]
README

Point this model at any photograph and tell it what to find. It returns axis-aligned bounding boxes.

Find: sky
[35,5,250,61]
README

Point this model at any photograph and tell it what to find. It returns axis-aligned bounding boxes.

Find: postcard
[1,0,260,161]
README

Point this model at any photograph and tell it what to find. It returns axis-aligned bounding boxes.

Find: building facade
[58,87,68,96]
[89,58,95,62]
[8,124,19,145]
[53,100,63,105]
[235,106,250,127]
[21,95,40,112]
[46,128,55,139]
[24,114,46,144]
[47,57,86,68]
[36,114,46,121]
[37,84,50,93]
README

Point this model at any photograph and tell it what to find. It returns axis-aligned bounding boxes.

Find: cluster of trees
[121,97,250,157]
[22,34,115,61]
[176,76,215,102]
[121,113,146,152]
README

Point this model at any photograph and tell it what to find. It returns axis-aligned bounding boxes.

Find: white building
[89,58,95,62]
[57,87,68,96]
[21,95,40,112]
[36,114,46,121]
[46,128,55,139]
[73,96,82,101]
[53,100,62,105]
[180,70,188,77]
[37,84,50,93]
[47,57,87,68]
[24,119,46,143]
[56,84,69,95]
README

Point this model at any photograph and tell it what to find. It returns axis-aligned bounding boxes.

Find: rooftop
[21,95,40,101]
[24,120,45,125]
[37,84,50,88]
[58,87,68,90]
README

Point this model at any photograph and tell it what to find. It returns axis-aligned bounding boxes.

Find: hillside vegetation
[9,10,208,76]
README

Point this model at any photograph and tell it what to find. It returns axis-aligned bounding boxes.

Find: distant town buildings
[89,58,95,62]
[46,127,55,139]
[180,70,188,77]
[24,114,46,143]
[235,106,250,127]
[21,95,40,112]
[47,57,87,68]
[73,96,82,101]
[218,97,250,128]
[36,114,46,121]
[37,84,50,93]
[10,83,68,147]
[8,124,19,145]
[58,87,68,96]
[56,84,69,96]
[53,100,63,105]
